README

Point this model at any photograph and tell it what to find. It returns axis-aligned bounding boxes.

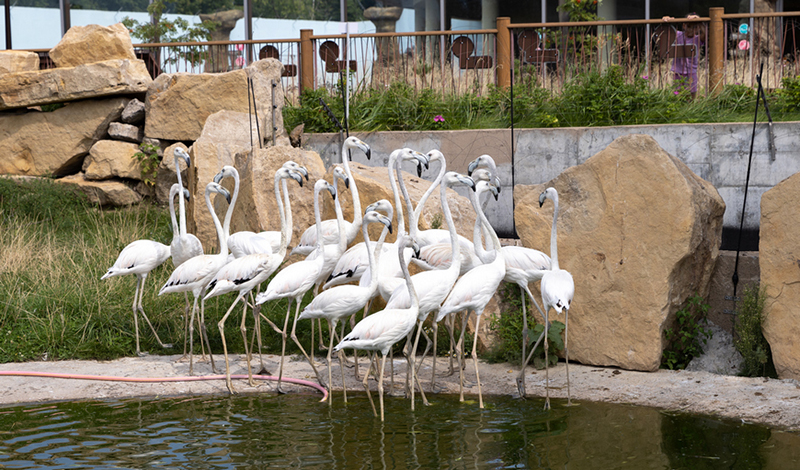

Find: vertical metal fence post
[709,7,725,96]
[300,29,314,93]
[496,17,511,88]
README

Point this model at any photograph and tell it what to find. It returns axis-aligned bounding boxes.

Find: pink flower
[642,75,649,80]
[674,90,680,95]
[236,44,244,51]
[434,115,445,122]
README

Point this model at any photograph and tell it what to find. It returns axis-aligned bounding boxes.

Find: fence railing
[28,8,800,103]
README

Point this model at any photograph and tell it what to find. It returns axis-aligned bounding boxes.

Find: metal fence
[29,9,800,103]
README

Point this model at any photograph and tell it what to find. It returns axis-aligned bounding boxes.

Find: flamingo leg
[456,312,468,402]
[518,286,529,398]
[132,276,142,356]
[378,353,388,422]
[289,298,325,386]
[338,321,348,403]
[276,301,292,394]
[326,320,335,405]
[217,294,242,394]
[565,309,571,406]
[472,314,484,409]
[182,292,191,358]
[544,307,551,411]
[200,296,217,373]
[136,276,171,350]
[362,352,377,417]
[240,296,255,387]
[187,295,199,376]
[430,321,438,390]
[410,320,429,407]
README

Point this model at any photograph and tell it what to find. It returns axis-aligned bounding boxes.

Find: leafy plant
[734,285,777,378]
[778,75,800,112]
[661,294,712,370]
[121,0,216,67]
[486,283,565,368]
[132,142,161,187]
[557,0,601,22]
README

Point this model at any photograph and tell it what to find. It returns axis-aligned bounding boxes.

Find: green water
[0,393,798,469]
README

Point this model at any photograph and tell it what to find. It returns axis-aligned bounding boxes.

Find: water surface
[1,393,798,469]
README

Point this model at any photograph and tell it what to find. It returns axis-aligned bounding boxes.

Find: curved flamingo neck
[469,185,500,264]
[205,187,227,255]
[387,150,406,236]
[441,178,461,274]
[341,143,362,231]
[222,168,240,240]
[413,157,446,236]
[168,185,180,239]
[274,173,288,258]
[281,178,294,246]
[312,185,327,262]
[175,153,188,237]
[398,239,417,308]
[333,176,347,254]
[396,157,415,237]
[549,191,560,271]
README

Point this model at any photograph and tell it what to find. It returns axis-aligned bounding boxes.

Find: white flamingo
[255,179,335,392]
[159,180,236,374]
[333,234,420,422]
[537,187,575,410]
[291,136,371,256]
[385,172,476,400]
[437,177,506,409]
[226,161,308,257]
[298,209,393,404]
[202,167,306,393]
[101,238,172,357]
[466,156,554,398]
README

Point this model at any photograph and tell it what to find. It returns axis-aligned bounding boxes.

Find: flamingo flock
[102,137,575,421]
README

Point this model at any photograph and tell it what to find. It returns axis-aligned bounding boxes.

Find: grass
[0,177,320,364]
[284,68,800,133]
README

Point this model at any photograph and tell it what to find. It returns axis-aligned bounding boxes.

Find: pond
[1,393,798,469]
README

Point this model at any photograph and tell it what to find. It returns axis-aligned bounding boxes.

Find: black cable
[247,76,254,151]
[510,30,517,238]
[249,77,262,148]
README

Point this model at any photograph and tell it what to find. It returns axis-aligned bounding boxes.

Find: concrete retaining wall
[305,121,798,245]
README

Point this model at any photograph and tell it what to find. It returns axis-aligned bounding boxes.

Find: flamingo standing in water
[333,234,420,422]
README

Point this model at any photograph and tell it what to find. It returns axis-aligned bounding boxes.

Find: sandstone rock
[82,140,143,181]
[155,143,191,205]
[0,51,39,74]
[0,59,151,110]
[0,98,128,176]
[108,122,143,143]
[121,98,145,124]
[57,173,142,206]
[186,111,261,248]
[761,172,800,380]
[49,23,136,68]
[514,134,725,371]
[222,145,328,255]
[144,59,289,144]
[289,123,304,148]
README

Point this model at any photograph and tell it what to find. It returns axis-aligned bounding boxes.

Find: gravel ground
[1,343,799,431]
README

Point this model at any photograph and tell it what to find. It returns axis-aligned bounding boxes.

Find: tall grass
[0,177,318,364]
[284,67,800,133]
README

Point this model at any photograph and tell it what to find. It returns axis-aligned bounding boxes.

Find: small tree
[122,0,217,67]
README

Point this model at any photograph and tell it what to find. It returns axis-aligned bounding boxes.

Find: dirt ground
[1,351,799,431]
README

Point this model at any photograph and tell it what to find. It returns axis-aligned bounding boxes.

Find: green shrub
[778,75,800,111]
[734,285,777,378]
[662,294,712,370]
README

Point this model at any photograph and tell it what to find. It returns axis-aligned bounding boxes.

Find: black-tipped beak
[468,159,478,176]
[539,192,546,208]
[291,172,303,187]
[344,177,350,189]
[183,155,191,168]
[417,164,423,178]
[493,189,499,201]
[213,173,223,184]
[183,188,191,201]
[412,243,421,259]
[365,148,372,160]
[388,223,393,234]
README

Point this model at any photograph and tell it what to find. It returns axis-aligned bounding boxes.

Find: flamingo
[385,172,476,401]
[536,187,575,410]
[202,167,306,393]
[101,237,172,357]
[437,177,506,409]
[255,179,335,392]
[158,180,235,374]
[291,136,371,256]
[298,209,393,404]
[226,161,308,257]
[333,234,421,422]
[466,156,554,398]
[170,149,204,357]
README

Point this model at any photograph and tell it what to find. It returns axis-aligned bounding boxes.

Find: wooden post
[300,29,314,93]
[709,7,725,96]
[497,16,511,89]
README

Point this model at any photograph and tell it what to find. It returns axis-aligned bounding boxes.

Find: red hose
[0,371,328,402]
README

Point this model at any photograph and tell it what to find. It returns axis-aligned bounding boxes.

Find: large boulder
[82,140,143,181]
[57,173,142,206]
[186,110,260,249]
[760,172,800,380]
[144,59,289,144]
[0,98,128,176]
[49,23,137,68]
[0,59,151,110]
[514,134,725,371]
[0,51,39,74]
